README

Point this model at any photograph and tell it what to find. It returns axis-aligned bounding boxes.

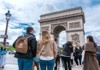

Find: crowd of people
[0,26,100,70]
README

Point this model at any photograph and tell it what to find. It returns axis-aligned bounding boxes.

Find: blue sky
[0,0,100,46]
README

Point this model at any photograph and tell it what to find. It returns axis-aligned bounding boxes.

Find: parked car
[96,46,100,65]
[9,50,15,54]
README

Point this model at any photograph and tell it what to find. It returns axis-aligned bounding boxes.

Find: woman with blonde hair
[37,30,57,70]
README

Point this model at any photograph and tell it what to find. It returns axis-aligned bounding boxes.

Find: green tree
[6,46,15,51]
[0,44,3,47]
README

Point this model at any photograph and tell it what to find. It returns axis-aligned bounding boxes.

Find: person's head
[26,26,34,34]
[54,38,57,42]
[40,30,51,44]
[67,41,72,46]
[86,35,94,42]
[2,46,6,50]
[86,35,97,48]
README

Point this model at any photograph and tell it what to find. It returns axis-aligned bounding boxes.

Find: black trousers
[70,59,73,65]
[74,55,82,65]
[61,57,72,70]
[54,55,60,70]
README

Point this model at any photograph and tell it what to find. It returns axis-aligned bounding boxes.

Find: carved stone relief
[51,23,67,33]
[69,22,80,29]
[71,33,80,46]
[41,26,49,31]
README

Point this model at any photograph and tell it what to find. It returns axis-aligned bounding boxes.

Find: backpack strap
[26,35,33,39]
[24,35,34,53]
[22,35,33,39]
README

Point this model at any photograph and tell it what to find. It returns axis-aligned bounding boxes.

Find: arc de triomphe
[39,7,85,46]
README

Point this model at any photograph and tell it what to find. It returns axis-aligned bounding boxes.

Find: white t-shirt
[40,56,54,60]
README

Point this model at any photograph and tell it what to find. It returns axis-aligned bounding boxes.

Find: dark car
[9,50,15,54]
[96,46,100,65]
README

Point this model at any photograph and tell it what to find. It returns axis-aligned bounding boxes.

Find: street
[2,53,100,70]
[1,53,83,70]
[6,53,17,64]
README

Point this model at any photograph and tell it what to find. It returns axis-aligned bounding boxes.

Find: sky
[0,0,100,46]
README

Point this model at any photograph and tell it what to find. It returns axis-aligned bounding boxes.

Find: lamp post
[3,10,11,46]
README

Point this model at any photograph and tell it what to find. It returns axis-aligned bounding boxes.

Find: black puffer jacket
[73,47,82,57]
[62,42,73,57]
[13,33,37,59]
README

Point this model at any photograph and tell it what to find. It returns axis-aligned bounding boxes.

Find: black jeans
[74,55,82,65]
[54,55,60,70]
[70,59,73,65]
[61,57,72,70]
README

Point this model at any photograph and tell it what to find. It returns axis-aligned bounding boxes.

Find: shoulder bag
[33,45,45,62]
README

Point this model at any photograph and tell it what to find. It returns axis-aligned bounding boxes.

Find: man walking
[61,41,73,70]
[13,26,37,70]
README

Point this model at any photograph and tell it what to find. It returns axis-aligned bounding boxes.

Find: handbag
[33,45,45,62]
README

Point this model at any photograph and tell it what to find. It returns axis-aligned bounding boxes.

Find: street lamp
[3,10,11,46]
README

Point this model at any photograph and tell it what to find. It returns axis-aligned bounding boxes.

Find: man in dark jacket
[61,41,73,70]
[13,26,37,70]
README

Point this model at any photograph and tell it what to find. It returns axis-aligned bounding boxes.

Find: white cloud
[0,0,100,45]
[84,4,100,32]
[0,0,62,45]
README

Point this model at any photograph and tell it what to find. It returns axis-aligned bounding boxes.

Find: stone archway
[39,7,85,46]
[53,25,66,44]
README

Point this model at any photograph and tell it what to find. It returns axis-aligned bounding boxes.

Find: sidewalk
[58,65,82,70]
[2,64,82,70]
[1,64,18,70]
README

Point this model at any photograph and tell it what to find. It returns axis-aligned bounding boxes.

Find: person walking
[73,44,82,66]
[0,47,2,68]
[54,39,60,70]
[37,30,57,70]
[13,26,37,70]
[0,46,7,69]
[54,46,60,70]
[83,35,100,70]
[61,41,73,70]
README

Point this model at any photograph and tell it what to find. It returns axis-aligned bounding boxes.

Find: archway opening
[53,26,67,47]
[59,31,67,47]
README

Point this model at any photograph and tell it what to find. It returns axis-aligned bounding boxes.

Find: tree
[6,46,15,51]
[0,44,3,47]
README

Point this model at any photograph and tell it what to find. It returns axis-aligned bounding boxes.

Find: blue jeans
[0,55,2,67]
[0,54,6,67]
[18,58,33,70]
[40,59,54,70]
